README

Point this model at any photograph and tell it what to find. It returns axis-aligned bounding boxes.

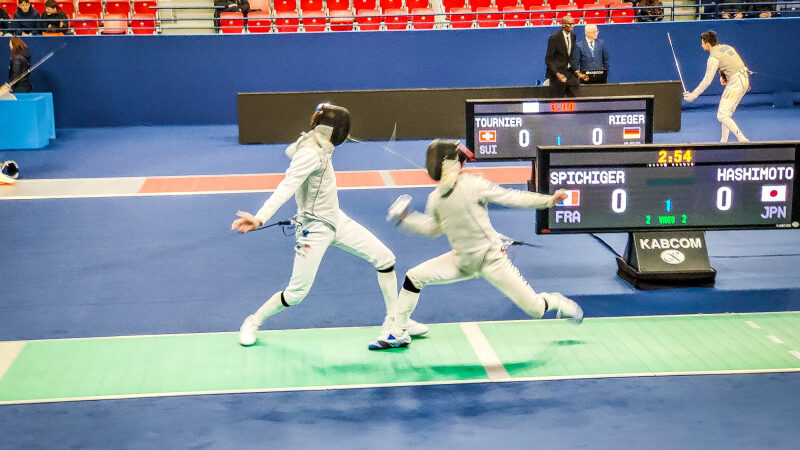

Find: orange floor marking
[138,174,285,194]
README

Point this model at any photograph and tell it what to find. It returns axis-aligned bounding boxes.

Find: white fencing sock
[377,269,398,323]
[394,288,420,333]
[253,291,286,325]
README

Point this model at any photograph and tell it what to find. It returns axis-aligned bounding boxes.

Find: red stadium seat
[101,13,128,33]
[410,7,433,29]
[72,13,100,34]
[300,0,322,11]
[29,0,45,13]
[548,0,571,8]
[597,0,615,5]
[302,10,326,32]
[442,0,464,12]
[130,13,157,34]
[275,11,300,31]
[468,0,490,12]
[520,0,545,8]
[0,1,17,16]
[609,2,633,22]
[583,3,607,24]
[555,4,579,20]
[329,9,354,30]
[449,7,473,28]
[529,5,554,25]
[132,0,157,14]
[502,6,527,27]
[383,7,408,30]
[495,0,517,10]
[248,0,270,13]
[476,6,500,27]
[105,0,131,15]
[379,0,402,11]
[356,8,381,30]
[326,0,350,11]
[56,1,75,18]
[247,11,272,32]
[77,0,102,15]
[353,0,376,12]
[273,0,296,12]
[405,0,428,9]
[572,0,594,8]
[219,11,245,33]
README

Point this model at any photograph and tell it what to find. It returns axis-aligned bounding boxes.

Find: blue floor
[2,105,800,448]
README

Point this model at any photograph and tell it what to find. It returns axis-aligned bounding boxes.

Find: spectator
[572,24,609,83]
[635,0,664,22]
[1,7,11,36]
[214,0,250,31]
[8,36,32,93]
[12,0,42,35]
[747,0,776,17]
[41,0,69,35]
[718,0,746,18]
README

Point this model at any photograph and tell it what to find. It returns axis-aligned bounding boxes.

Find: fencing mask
[311,103,351,146]
[425,140,475,195]
[1,160,19,179]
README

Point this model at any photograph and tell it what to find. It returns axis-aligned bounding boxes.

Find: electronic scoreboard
[466,96,654,161]
[536,142,800,234]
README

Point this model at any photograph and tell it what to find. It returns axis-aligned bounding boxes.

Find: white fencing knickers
[404,250,565,319]
[718,69,750,142]
[282,210,396,305]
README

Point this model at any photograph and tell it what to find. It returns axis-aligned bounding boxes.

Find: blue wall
[7,17,799,127]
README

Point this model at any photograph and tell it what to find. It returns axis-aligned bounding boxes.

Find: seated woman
[635,0,664,22]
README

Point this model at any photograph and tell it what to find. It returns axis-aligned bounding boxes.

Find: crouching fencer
[369,140,584,350]
[683,30,750,143]
[231,103,428,347]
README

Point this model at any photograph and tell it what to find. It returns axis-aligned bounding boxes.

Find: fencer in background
[370,140,583,350]
[231,103,428,347]
[683,30,750,143]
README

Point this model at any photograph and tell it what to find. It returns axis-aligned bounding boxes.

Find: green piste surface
[1,313,799,404]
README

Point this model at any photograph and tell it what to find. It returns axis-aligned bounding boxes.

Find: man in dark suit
[545,15,580,98]
[573,24,610,83]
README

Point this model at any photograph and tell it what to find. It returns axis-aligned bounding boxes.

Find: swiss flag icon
[479,130,496,143]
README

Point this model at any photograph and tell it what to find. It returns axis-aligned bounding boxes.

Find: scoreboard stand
[616,231,716,290]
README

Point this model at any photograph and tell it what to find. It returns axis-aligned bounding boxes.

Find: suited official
[573,24,609,83]
[545,15,580,97]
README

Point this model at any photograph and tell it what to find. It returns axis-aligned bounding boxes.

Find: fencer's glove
[546,189,568,208]
[683,91,697,102]
[387,194,412,225]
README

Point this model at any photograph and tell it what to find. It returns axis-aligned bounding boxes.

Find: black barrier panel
[237,82,682,144]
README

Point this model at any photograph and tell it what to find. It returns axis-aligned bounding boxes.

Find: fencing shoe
[368,329,411,350]
[381,316,429,337]
[239,315,260,346]
[406,319,429,337]
[555,295,584,324]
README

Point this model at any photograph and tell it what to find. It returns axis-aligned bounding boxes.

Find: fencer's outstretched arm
[480,179,565,209]
[684,57,720,102]
[232,145,320,233]
[386,194,443,238]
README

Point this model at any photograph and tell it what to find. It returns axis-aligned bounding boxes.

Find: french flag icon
[556,190,581,207]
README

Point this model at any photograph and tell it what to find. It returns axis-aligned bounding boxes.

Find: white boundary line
[767,335,784,344]
[0,341,26,382]
[459,322,511,380]
[2,368,799,406]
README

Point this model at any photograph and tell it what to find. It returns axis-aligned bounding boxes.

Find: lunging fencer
[369,140,584,350]
[231,103,428,346]
[683,30,750,143]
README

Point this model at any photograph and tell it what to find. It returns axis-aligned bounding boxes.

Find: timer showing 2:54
[658,149,693,164]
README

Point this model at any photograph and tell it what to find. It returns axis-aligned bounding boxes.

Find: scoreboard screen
[536,142,800,234]
[466,96,654,161]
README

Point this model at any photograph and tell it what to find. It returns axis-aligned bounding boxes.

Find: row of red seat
[0,0,155,17]
[219,4,634,33]
[271,0,616,14]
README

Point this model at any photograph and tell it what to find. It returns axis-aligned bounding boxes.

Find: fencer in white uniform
[369,140,583,350]
[232,103,427,346]
[683,30,750,143]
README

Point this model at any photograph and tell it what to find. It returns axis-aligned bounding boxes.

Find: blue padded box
[0,93,56,150]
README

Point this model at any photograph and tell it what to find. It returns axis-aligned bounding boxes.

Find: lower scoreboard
[466,96,654,160]
[536,142,800,234]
